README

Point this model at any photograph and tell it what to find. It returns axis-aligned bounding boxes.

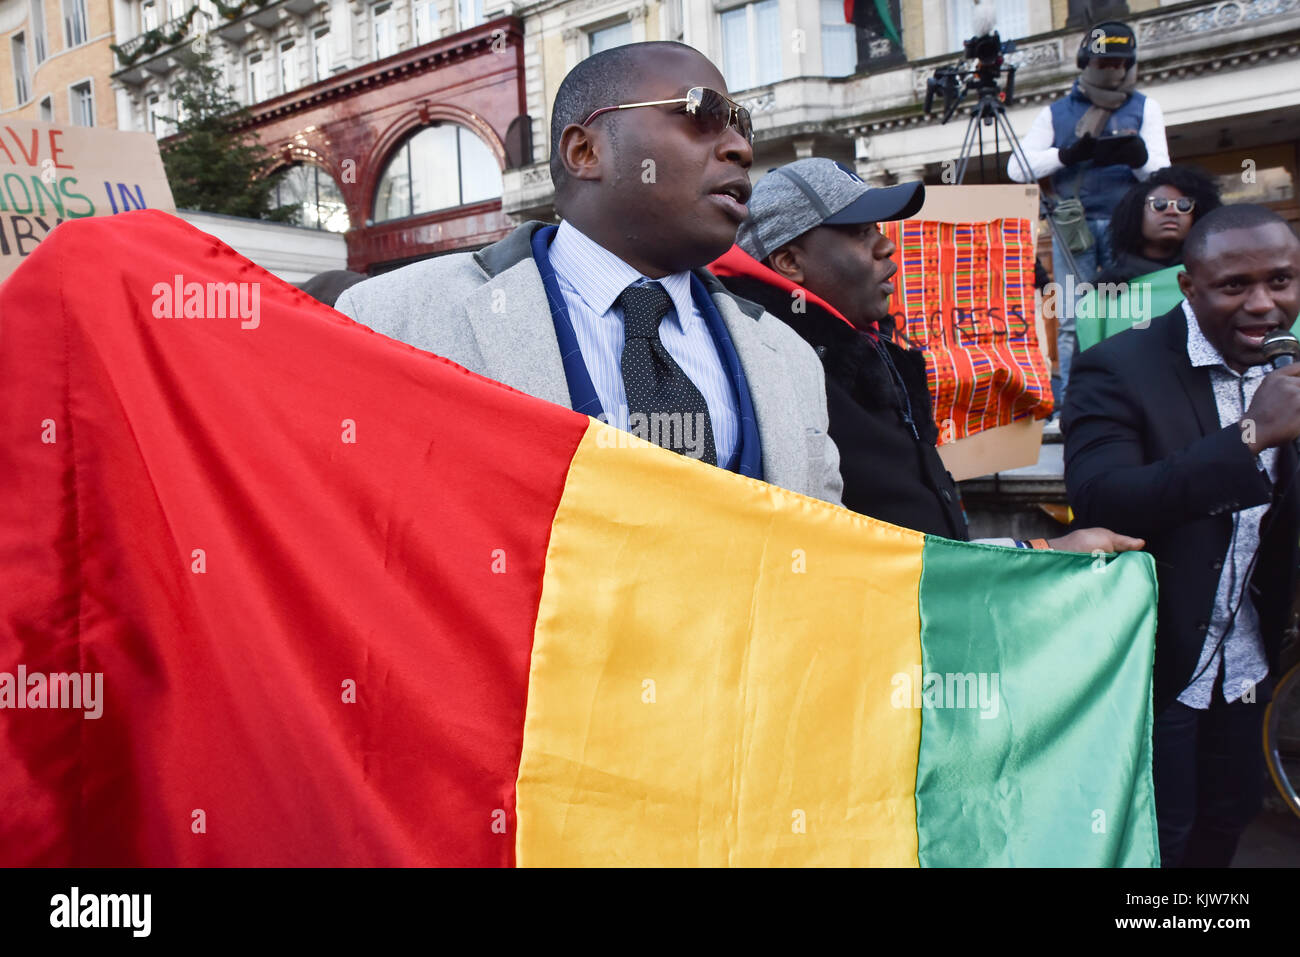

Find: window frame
[587,19,635,56]
[719,0,782,92]
[39,94,54,122]
[412,0,437,46]
[371,123,503,224]
[457,0,483,32]
[12,33,30,105]
[272,162,352,233]
[372,1,396,60]
[68,77,94,127]
[30,0,48,65]
[279,39,297,94]
[312,28,331,81]
[819,0,855,77]
[63,0,89,49]
[246,51,265,103]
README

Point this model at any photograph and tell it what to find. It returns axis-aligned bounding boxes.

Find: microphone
[1262,329,1300,369]
[1261,329,1300,460]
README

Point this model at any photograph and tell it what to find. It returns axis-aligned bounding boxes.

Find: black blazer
[717,272,968,539]
[1063,305,1300,713]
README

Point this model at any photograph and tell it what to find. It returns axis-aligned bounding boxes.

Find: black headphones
[1077,21,1137,69]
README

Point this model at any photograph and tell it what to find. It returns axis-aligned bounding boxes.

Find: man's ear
[1176,268,1194,301]
[558,123,603,184]
[767,243,805,284]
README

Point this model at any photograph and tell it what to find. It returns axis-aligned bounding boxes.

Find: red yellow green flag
[0,212,1158,866]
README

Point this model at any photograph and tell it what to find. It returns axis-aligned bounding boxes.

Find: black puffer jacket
[712,248,969,540]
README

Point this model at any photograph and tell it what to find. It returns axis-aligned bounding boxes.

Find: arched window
[272,163,351,233]
[372,123,503,223]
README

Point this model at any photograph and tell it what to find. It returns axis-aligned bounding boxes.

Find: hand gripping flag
[0,211,1159,866]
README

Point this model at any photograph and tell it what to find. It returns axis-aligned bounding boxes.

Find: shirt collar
[1183,299,1266,379]
[548,220,697,330]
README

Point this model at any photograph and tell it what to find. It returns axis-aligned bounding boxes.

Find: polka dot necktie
[617,282,717,466]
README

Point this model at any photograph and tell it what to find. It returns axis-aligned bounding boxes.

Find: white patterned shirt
[1178,300,1273,707]
[547,220,740,468]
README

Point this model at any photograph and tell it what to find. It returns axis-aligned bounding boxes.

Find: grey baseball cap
[735,158,925,261]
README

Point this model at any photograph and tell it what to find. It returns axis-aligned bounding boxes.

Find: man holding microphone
[1064,204,1300,866]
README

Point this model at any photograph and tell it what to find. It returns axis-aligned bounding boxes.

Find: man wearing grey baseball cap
[711,158,1143,553]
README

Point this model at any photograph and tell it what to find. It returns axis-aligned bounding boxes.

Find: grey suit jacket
[335,221,843,505]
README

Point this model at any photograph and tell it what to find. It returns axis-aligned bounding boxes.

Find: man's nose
[1243,284,1277,314]
[716,125,753,167]
[878,234,897,259]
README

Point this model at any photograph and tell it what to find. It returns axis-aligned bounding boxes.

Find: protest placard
[0,120,174,283]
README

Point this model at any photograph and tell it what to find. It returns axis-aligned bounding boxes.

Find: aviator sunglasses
[582,86,754,145]
[1146,196,1196,214]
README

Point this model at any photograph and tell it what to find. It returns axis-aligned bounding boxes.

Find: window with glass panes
[12,34,29,103]
[31,0,47,64]
[373,2,396,59]
[280,40,298,93]
[63,0,88,48]
[70,80,93,126]
[457,0,482,31]
[821,0,855,76]
[273,164,351,233]
[720,0,781,91]
[246,53,264,102]
[313,29,330,80]
[588,20,634,55]
[413,0,437,45]
[373,124,502,222]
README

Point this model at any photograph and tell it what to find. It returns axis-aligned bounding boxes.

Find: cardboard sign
[0,121,175,282]
[890,185,1050,481]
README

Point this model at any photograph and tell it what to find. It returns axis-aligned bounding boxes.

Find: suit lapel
[1165,305,1221,438]
[711,291,805,491]
[463,225,571,409]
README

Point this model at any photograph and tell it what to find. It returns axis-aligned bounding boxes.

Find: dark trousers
[1151,677,1269,867]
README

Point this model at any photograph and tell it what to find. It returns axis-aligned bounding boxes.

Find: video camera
[924,31,1018,125]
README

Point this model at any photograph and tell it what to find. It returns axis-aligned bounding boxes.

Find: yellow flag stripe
[516,421,927,866]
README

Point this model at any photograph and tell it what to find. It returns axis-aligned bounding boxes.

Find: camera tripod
[950,86,1082,278]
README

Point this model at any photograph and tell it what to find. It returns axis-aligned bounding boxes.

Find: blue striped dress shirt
[546,220,740,468]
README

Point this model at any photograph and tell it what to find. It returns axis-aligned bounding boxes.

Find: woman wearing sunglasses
[1097,165,1223,287]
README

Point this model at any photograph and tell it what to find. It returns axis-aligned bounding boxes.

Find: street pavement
[1233,806,1300,867]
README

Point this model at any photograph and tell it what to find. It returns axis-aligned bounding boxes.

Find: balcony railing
[112,0,324,73]
[112,8,202,68]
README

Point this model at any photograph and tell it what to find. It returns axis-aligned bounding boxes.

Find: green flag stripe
[914,538,1160,866]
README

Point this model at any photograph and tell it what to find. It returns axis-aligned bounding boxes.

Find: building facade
[73,0,1300,274]
[109,0,528,273]
[0,0,117,126]
[505,0,1298,239]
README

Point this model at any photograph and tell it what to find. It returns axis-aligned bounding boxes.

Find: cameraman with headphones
[1008,20,1170,409]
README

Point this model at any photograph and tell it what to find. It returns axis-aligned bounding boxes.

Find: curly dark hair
[1105,165,1223,260]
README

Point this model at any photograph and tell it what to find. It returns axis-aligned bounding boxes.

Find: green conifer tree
[159,44,296,223]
